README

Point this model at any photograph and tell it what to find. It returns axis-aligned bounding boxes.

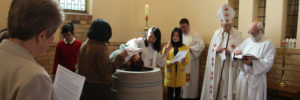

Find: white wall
[1,0,298,48]
[265,0,286,47]
[92,0,228,43]
[238,0,256,39]
[0,0,11,29]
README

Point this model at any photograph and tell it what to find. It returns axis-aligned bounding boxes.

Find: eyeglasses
[248,31,260,35]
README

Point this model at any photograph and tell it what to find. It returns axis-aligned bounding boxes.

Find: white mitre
[218,3,235,24]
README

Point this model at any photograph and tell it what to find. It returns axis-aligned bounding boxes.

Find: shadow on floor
[268,94,292,100]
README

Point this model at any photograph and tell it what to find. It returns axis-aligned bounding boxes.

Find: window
[286,0,299,39]
[59,0,87,12]
[257,0,266,27]
[232,0,239,29]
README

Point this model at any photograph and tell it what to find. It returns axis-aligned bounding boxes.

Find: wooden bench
[268,84,300,100]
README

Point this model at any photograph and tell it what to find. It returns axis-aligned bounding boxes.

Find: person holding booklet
[232,21,276,100]
[0,0,64,99]
[162,27,190,100]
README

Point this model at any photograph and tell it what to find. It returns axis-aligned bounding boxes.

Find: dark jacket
[77,39,124,84]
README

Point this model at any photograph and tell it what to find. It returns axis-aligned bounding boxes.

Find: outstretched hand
[164,43,172,54]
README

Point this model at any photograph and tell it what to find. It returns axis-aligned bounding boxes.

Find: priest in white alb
[232,21,276,100]
[179,18,205,99]
[200,4,243,100]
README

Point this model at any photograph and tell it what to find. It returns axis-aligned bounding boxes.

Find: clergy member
[200,4,243,100]
[0,0,64,99]
[233,21,275,100]
[126,26,171,68]
[179,18,205,99]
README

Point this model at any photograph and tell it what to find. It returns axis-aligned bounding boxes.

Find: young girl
[163,27,190,100]
[53,23,82,74]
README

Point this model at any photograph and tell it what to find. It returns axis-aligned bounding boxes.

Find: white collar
[64,38,76,44]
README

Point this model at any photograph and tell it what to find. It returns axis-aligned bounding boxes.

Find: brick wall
[63,13,92,42]
[36,43,56,76]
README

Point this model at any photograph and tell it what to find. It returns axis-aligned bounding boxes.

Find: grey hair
[256,22,264,33]
[8,0,65,41]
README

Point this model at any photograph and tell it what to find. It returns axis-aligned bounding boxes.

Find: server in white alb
[233,21,276,100]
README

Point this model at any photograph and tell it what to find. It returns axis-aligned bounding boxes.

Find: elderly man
[0,0,64,100]
[200,4,243,100]
[179,18,205,100]
[233,21,276,100]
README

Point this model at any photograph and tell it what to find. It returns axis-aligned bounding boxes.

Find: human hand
[216,47,225,53]
[241,56,253,65]
[133,53,140,62]
[172,61,179,65]
[181,58,185,62]
[224,49,231,55]
[234,50,242,55]
[164,43,172,54]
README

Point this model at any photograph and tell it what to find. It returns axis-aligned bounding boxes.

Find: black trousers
[168,87,182,100]
[80,82,111,100]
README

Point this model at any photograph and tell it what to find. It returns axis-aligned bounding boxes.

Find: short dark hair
[145,27,161,52]
[8,0,64,41]
[87,19,112,43]
[171,27,183,47]
[61,23,74,35]
[179,18,189,25]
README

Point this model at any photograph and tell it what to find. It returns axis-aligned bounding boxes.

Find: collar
[64,38,76,44]
[217,28,239,39]
[0,40,36,62]
[87,39,106,45]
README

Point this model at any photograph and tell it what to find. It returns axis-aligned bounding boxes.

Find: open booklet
[171,50,188,63]
[53,65,86,100]
[234,53,259,60]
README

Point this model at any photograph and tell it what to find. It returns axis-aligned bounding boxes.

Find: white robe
[181,30,205,99]
[126,37,167,68]
[232,36,276,100]
[200,28,242,100]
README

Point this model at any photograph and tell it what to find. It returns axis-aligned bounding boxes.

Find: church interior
[1,0,300,100]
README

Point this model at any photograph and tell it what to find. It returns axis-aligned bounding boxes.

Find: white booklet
[171,50,188,64]
[234,53,259,60]
[53,65,86,100]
